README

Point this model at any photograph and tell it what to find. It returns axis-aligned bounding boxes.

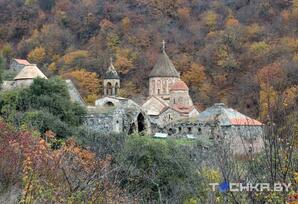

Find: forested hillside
[0,0,298,118]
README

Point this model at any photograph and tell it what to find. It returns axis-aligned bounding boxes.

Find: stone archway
[104,101,115,107]
[137,113,145,132]
[107,82,112,95]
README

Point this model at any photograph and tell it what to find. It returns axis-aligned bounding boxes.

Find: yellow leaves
[174,53,192,72]
[106,32,120,50]
[100,19,114,30]
[1,43,13,58]
[28,47,46,64]
[62,69,101,103]
[216,46,229,66]
[259,83,278,120]
[249,41,270,55]
[281,37,298,52]
[121,17,131,32]
[216,46,238,69]
[282,86,298,107]
[257,63,283,118]
[201,167,221,183]
[246,23,263,38]
[182,63,206,88]
[25,0,37,6]
[294,172,298,183]
[49,62,57,72]
[202,11,218,31]
[291,0,298,20]
[63,50,89,65]
[115,48,137,74]
[118,81,140,98]
[85,94,98,104]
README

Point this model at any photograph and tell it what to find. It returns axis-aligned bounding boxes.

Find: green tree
[117,135,200,203]
[0,55,4,85]
[0,78,86,139]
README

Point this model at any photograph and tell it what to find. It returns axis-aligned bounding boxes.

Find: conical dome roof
[149,43,180,78]
[104,61,119,79]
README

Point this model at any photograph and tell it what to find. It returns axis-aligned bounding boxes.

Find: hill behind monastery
[0,0,298,119]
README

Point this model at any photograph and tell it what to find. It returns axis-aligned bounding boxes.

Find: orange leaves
[282,86,298,107]
[114,48,137,74]
[257,63,284,86]
[62,50,89,65]
[225,16,239,27]
[99,19,114,30]
[177,7,191,21]
[182,63,206,88]
[121,17,131,32]
[257,63,284,120]
[62,69,101,103]
[0,120,126,203]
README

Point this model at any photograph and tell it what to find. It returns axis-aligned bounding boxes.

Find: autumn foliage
[0,120,128,203]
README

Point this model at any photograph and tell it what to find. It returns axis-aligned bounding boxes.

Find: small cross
[110,57,113,65]
[162,40,166,52]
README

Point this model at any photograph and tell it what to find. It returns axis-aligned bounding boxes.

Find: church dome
[170,80,189,91]
[149,41,180,78]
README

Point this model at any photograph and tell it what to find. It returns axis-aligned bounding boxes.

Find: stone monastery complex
[2,42,265,155]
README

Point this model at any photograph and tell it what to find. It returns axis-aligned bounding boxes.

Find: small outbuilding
[9,59,31,72]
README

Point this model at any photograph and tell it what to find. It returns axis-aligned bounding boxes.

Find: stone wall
[152,119,264,154]
[10,61,26,72]
[85,107,151,135]
[149,77,179,98]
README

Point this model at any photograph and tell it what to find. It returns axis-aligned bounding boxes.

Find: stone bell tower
[103,58,120,96]
[148,40,180,100]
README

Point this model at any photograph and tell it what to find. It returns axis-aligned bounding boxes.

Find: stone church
[142,42,199,127]
[1,43,264,155]
[85,42,264,155]
[85,43,199,135]
[85,59,151,135]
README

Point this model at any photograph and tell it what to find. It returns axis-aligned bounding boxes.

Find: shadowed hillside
[0,0,297,119]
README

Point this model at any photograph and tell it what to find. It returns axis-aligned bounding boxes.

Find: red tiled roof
[172,104,194,114]
[170,80,189,91]
[14,59,31,65]
[229,118,262,126]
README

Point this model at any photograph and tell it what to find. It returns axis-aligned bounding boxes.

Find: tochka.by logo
[209,181,291,192]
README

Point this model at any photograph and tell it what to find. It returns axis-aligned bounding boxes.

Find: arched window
[107,82,112,95]
[115,82,119,95]
[168,79,173,91]
[151,80,155,95]
[157,80,161,88]
[162,80,167,94]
